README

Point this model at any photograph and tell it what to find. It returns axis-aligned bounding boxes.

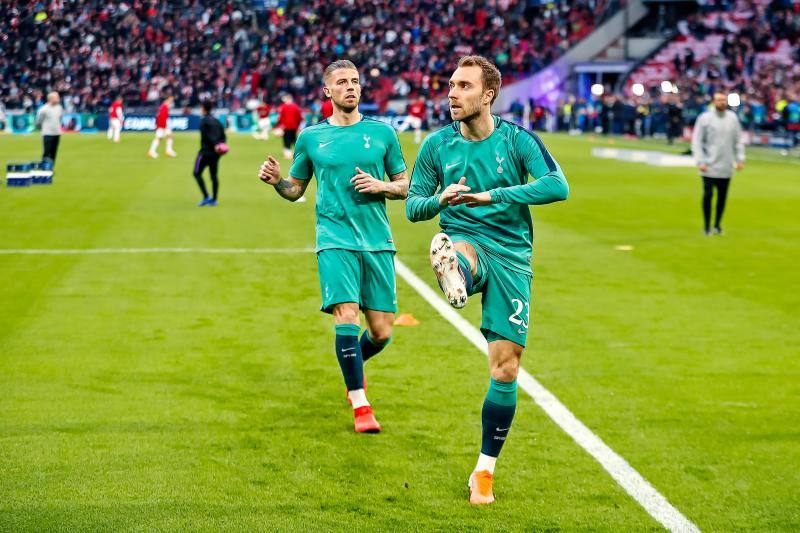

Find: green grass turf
[0,130,798,531]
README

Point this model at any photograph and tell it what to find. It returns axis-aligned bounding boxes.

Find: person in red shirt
[398,95,426,143]
[253,100,272,140]
[107,96,124,143]
[320,98,333,120]
[148,95,177,158]
[276,94,303,160]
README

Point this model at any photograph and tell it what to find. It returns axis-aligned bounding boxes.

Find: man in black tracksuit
[193,100,226,206]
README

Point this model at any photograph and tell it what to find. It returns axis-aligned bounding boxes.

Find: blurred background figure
[691,92,745,236]
[193,100,226,207]
[397,95,426,144]
[253,99,272,140]
[35,91,63,165]
[148,95,176,159]
[107,96,124,143]
[276,94,302,160]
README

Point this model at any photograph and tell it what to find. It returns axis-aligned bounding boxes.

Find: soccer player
[691,92,745,235]
[193,100,227,206]
[148,95,177,158]
[253,100,272,140]
[406,55,569,505]
[258,60,408,434]
[107,96,124,143]
[398,95,426,144]
[276,93,302,160]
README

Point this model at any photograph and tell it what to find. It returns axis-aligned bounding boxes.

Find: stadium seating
[0,0,619,112]
[625,1,799,128]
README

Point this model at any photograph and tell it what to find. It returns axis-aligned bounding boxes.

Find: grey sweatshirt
[35,104,63,136]
[691,108,745,179]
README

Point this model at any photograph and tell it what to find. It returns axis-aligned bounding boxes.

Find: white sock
[166,138,174,152]
[475,453,497,474]
[149,138,159,153]
[348,388,369,409]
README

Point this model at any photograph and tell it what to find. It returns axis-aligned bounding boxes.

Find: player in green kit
[406,56,569,504]
[258,60,409,433]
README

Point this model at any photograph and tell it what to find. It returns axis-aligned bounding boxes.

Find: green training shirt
[406,116,568,274]
[290,117,407,253]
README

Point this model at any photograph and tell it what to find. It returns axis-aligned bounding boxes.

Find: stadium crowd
[559,0,800,137]
[0,0,619,114]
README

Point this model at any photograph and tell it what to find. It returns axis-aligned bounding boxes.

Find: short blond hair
[323,60,358,82]
[457,55,502,104]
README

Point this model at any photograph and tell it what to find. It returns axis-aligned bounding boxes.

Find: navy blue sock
[481,378,518,457]
[335,324,364,391]
[360,330,391,362]
[455,251,474,294]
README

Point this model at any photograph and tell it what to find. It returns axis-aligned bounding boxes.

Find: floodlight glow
[728,93,741,107]
[632,83,645,96]
[590,84,604,96]
[661,80,673,93]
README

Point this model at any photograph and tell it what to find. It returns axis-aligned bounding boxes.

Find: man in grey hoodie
[35,92,64,165]
[691,92,745,235]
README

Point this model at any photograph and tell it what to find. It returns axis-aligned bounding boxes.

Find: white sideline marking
[0,247,314,255]
[394,257,699,533]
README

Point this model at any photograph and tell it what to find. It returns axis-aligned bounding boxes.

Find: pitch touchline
[0,247,315,255]
[394,258,700,533]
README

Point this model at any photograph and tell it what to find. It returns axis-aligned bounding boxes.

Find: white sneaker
[430,233,467,308]
[147,150,158,159]
[166,150,177,157]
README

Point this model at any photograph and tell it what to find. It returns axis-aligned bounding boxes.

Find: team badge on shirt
[363,134,371,149]
[496,153,505,174]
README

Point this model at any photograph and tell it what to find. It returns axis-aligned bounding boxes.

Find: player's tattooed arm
[274,178,308,201]
[258,155,308,202]
[383,169,409,200]
[351,167,409,200]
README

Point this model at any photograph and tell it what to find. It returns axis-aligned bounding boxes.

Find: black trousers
[701,176,731,231]
[283,129,297,149]
[193,151,220,200]
[42,135,60,163]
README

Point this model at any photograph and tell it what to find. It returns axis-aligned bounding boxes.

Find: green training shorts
[317,249,397,314]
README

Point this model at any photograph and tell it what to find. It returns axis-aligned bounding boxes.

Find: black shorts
[283,129,297,149]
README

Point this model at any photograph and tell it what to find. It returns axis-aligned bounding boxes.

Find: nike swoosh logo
[495,427,510,432]
[517,328,526,334]
[445,162,460,170]
[319,141,333,148]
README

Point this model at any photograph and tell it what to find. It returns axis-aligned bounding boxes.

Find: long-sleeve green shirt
[406,117,568,274]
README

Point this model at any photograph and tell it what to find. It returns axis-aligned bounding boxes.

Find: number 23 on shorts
[508,298,530,333]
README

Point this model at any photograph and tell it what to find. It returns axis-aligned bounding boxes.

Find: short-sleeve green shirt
[290,117,407,253]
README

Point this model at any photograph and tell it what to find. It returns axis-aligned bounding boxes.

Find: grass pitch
[0,130,798,531]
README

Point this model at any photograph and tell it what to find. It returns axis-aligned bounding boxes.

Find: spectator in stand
[0,1,617,114]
